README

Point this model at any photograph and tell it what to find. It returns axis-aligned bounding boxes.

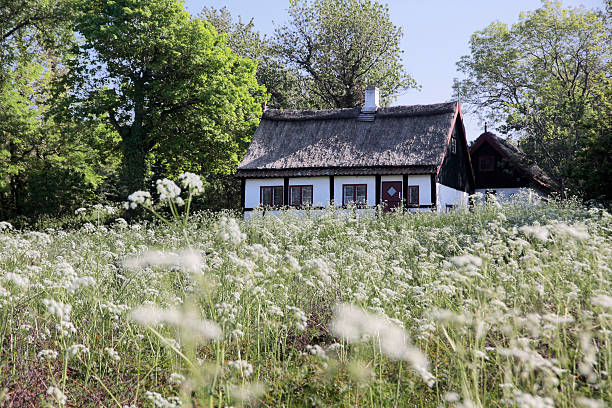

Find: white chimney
[362,86,380,112]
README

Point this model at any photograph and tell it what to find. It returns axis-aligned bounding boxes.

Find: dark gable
[237,102,458,177]
[470,132,558,192]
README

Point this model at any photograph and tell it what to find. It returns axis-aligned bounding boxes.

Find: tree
[0,50,120,220]
[200,6,307,110]
[455,1,611,200]
[55,0,264,197]
[274,0,417,109]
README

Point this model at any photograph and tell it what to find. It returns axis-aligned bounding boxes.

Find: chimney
[362,86,379,113]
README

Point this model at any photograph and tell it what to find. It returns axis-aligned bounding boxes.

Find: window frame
[479,155,495,172]
[288,184,314,207]
[259,185,284,207]
[342,184,368,206]
[406,185,419,206]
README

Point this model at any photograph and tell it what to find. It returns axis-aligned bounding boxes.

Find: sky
[184,0,605,141]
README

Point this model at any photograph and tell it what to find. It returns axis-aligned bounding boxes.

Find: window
[479,155,495,171]
[406,186,419,206]
[450,136,457,154]
[342,184,367,206]
[260,186,283,207]
[289,185,313,206]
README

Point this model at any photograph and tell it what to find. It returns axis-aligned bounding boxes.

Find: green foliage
[455,1,611,202]
[55,0,264,197]
[201,6,308,109]
[274,0,418,108]
[0,40,120,221]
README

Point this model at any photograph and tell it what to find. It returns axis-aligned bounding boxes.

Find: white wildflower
[330,303,434,386]
[229,382,265,405]
[42,299,72,321]
[144,391,182,408]
[156,178,181,201]
[591,295,612,310]
[66,344,89,358]
[450,254,482,267]
[126,190,152,209]
[576,397,606,408]
[46,386,67,404]
[104,347,121,362]
[123,249,202,274]
[169,372,185,386]
[519,225,549,242]
[74,207,87,215]
[228,359,254,377]
[3,272,29,288]
[130,305,221,341]
[37,349,58,361]
[178,172,204,195]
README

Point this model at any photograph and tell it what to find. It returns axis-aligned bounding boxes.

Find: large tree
[56,0,264,196]
[201,6,307,110]
[455,1,611,200]
[274,0,417,109]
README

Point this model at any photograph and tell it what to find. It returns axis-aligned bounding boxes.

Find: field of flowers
[0,181,610,407]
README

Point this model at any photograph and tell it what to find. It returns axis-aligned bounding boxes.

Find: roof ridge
[262,101,456,122]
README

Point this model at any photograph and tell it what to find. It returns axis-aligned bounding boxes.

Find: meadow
[0,179,610,407]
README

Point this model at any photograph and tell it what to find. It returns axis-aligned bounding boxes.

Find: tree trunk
[119,78,147,197]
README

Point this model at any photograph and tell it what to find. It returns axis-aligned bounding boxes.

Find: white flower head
[178,172,204,195]
[130,305,221,341]
[46,386,67,405]
[330,303,434,386]
[126,190,152,209]
[156,178,181,202]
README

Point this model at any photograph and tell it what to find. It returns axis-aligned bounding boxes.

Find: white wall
[244,178,284,209]
[474,187,546,203]
[437,183,468,213]
[246,175,436,209]
[333,176,376,206]
[289,177,330,207]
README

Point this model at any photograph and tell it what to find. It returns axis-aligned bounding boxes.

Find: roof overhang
[235,165,437,178]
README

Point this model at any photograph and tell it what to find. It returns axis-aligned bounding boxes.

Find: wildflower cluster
[0,195,609,406]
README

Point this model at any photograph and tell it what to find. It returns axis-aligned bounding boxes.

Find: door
[381,181,402,212]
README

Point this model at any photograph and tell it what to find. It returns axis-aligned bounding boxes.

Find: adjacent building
[236,87,475,216]
[470,130,558,200]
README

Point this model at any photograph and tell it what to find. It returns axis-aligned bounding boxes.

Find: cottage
[470,130,558,200]
[236,87,475,215]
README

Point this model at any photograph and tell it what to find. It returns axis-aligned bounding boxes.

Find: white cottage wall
[244,178,284,209]
[437,183,468,212]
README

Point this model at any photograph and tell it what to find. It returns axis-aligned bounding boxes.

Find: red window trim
[259,185,284,207]
[342,184,368,206]
[479,155,495,172]
[406,185,419,206]
[289,185,314,206]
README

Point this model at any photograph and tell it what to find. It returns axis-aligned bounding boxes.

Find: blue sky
[184,0,605,141]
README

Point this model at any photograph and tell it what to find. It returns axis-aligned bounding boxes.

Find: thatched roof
[471,132,559,192]
[237,102,458,177]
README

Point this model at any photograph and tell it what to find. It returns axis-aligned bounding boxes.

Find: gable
[437,114,474,193]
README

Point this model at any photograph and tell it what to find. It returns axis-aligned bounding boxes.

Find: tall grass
[0,192,610,407]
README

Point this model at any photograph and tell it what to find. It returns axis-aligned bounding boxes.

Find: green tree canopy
[455,1,611,200]
[201,6,307,110]
[274,0,418,108]
[55,0,264,197]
